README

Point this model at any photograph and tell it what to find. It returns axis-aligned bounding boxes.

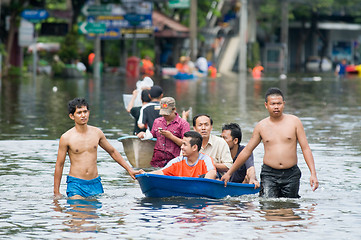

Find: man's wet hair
[265,87,284,102]
[192,114,213,126]
[184,131,202,151]
[222,123,242,143]
[68,98,89,114]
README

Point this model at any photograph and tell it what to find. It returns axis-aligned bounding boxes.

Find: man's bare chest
[260,123,296,144]
[68,136,99,154]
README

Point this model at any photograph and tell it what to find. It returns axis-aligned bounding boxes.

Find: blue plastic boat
[136,173,260,199]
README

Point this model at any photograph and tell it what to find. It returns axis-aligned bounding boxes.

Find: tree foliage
[257,0,282,42]
[154,0,220,30]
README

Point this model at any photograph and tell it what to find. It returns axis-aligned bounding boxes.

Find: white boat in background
[305,56,332,72]
[118,135,156,168]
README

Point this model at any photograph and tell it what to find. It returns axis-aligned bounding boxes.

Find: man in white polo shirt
[192,114,233,176]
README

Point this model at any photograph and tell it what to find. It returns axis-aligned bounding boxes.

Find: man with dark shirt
[221,123,258,185]
[137,85,163,131]
[126,89,151,135]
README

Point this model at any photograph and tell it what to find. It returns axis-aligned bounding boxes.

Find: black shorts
[259,164,301,198]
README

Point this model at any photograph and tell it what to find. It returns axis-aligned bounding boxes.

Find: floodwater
[0,72,360,239]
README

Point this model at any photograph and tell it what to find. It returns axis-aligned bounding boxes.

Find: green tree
[255,0,361,71]
[2,0,29,77]
[58,28,79,64]
[154,0,220,38]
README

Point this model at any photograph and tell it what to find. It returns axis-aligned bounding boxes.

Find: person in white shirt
[75,59,86,72]
[195,55,208,73]
[192,114,233,176]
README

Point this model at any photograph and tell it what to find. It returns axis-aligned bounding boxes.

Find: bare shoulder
[285,114,303,124]
[256,117,270,128]
[88,125,102,132]
[61,127,75,141]
[88,125,105,137]
[285,113,299,119]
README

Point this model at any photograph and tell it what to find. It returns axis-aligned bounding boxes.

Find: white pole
[94,0,101,80]
[190,0,197,61]
[33,23,37,80]
[0,53,2,89]
[239,0,247,73]
[0,0,2,86]
[281,0,289,74]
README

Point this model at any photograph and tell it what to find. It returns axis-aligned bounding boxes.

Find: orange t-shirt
[176,63,183,71]
[252,65,264,79]
[88,53,95,66]
[162,153,215,178]
[141,59,154,76]
[176,63,190,73]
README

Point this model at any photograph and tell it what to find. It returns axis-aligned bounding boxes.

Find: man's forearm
[215,163,229,173]
[53,170,62,194]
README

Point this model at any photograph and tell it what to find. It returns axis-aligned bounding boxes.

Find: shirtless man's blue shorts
[259,164,301,198]
[66,176,104,198]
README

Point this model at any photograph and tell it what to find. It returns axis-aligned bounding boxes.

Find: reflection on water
[53,198,102,233]
[0,73,361,238]
[260,200,303,221]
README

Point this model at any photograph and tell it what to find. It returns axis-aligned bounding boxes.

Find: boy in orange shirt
[148,131,217,179]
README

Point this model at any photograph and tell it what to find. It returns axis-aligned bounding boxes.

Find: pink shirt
[150,113,190,167]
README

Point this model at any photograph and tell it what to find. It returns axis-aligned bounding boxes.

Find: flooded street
[0,72,360,239]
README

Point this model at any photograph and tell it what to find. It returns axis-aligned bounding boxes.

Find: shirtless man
[54,98,141,199]
[221,88,319,198]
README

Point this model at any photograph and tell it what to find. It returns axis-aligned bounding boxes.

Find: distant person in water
[335,59,347,78]
[251,61,264,79]
[54,98,141,199]
[221,87,319,198]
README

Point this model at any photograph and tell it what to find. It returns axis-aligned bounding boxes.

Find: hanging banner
[168,0,190,9]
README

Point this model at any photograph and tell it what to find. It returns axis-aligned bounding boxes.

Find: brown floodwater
[0,72,360,239]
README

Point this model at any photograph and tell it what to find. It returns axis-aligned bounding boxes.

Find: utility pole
[239,0,247,73]
[190,0,197,61]
[281,0,289,74]
[0,0,2,88]
[94,0,101,80]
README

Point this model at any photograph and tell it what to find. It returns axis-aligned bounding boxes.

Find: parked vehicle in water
[305,56,332,72]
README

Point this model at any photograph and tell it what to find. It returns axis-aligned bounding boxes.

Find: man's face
[181,137,195,157]
[193,116,212,139]
[221,129,236,150]
[161,109,175,120]
[70,106,89,125]
[265,95,285,118]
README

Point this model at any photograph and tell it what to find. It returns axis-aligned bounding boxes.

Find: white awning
[290,22,361,30]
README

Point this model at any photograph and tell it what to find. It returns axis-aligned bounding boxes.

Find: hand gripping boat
[136,173,260,199]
